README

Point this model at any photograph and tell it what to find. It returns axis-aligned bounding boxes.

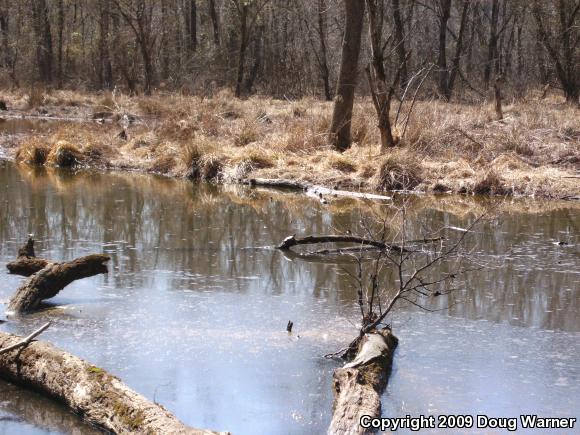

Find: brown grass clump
[473,170,510,195]
[240,149,274,169]
[327,154,357,173]
[15,139,49,165]
[199,153,224,180]
[234,119,260,146]
[27,87,45,109]
[46,141,82,167]
[136,97,169,116]
[180,143,203,179]
[373,151,423,191]
[149,155,177,174]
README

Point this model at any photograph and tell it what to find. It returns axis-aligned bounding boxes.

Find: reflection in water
[0,381,102,435]
[0,161,578,434]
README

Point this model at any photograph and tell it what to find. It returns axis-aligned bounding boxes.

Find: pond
[0,160,578,434]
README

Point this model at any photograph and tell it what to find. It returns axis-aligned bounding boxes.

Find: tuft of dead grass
[473,170,510,196]
[15,139,49,165]
[46,141,82,167]
[373,151,423,191]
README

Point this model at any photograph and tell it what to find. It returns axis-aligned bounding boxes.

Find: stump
[328,330,398,435]
[0,330,224,434]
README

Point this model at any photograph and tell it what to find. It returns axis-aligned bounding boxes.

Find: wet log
[7,237,49,277]
[244,178,392,202]
[0,330,224,434]
[328,330,398,435]
[6,257,49,277]
[7,254,110,314]
[277,234,405,253]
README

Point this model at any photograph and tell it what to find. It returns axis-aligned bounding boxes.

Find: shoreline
[1,89,578,201]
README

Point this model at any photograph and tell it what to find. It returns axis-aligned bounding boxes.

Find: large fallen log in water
[243,178,392,202]
[328,329,398,435]
[0,329,223,434]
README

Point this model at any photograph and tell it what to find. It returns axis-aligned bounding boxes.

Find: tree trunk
[484,0,500,88]
[209,0,220,46]
[190,0,197,52]
[98,1,113,89]
[436,0,451,99]
[328,330,398,435]
[7,254,110,314]
[57,0,64,87]
[446,0,470,101]
[0,331,224,435]
[329,0,366,151]
[245,24,263,94]
[532,0,579,104]
[317,0,332,101]
[0,1,9,69]
[235,4,248,98]
[31,0,53,84]
[392,0,408,90]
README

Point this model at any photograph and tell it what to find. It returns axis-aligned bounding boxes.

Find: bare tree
[327,205,485,358]
[113,0,157,95]
[435,0,470,101]
[366,0,405,150]
[31,0,53,84]
[231,0,269,98]
[329,0,366,151]
[532,0,579,104]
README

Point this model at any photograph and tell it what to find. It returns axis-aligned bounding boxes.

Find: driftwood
[6,238,110,314]
[244,178,392,202]
[7,254,110,314]
[0,330,224,434]
[277,234,405,253]
[328,330,398,435]
[7,237,49,276]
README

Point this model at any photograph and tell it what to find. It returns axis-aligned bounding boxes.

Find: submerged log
[7,254,110,314]
[328,330,398,435]
[0,330,224,434]
[277,234,405,253]
[244,178,392,202]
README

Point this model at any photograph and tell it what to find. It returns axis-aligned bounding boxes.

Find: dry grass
[46,140,82,167]
[15,138,49,165]
[373,151,423,191]
[4,89,578,199]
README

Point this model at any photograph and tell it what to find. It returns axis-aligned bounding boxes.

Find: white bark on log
[328,330,398,435]
[243,178,392,201]
[0,331,226,435]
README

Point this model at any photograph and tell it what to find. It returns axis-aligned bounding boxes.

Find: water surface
[0,161,578,434]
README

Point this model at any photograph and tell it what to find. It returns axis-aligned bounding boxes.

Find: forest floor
[0,88,578,200]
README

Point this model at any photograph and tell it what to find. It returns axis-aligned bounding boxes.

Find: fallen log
[7,237,49,276]
[243,178,392,202]
[7,254,110,314]
[328,330,398,435]
[0,330,224,434]
[277,234,405,253]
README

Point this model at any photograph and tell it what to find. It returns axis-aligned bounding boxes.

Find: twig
[0,322,52,355]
